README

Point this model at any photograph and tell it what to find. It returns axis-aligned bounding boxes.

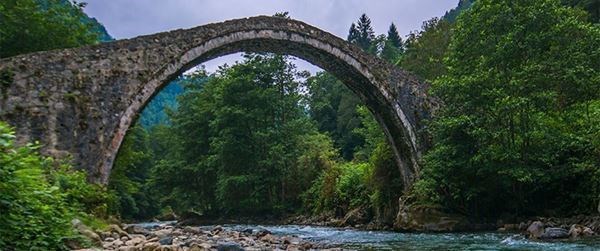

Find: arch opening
[101,27,421,191]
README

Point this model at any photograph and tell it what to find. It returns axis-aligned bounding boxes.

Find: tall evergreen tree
[354,14,375,51]
[381,23,404,63]
[347,23,359,43]
[387,23,402,48]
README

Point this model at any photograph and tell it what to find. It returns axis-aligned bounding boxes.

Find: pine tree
[347,23,359,43]
[354,14,375,51]
[387,23,402,48]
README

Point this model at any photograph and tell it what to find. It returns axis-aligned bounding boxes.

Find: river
[135,222,600,250]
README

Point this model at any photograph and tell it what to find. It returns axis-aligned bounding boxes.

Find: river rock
[142,242,160,251]
[108,224,130,237]
[394,201,468,232]
[216,242,244,251]
[255,228,272,238]
[153,228,173,238]
[159,236,173,245]
[570,224,596,238]
[191,243,213,250]
[212,225,224,235]
[526,221,545,239]
[541,227,569,239]
[260,233,278,244]
[183,226,201,234]
[112,240,124,248]
[125,235,145,246]
[125,225,149,235]
[117,246,140,251]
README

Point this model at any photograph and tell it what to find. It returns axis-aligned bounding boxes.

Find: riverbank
[74,221,600,250]
[91,222,340,251]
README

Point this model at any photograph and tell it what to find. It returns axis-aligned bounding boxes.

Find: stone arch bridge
[0,16,437,189]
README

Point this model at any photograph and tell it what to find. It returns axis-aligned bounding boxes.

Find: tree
[306,73,365,160]
[348,14,375,52]
[347,23,360,44]
[387,23,402,48]
[443,0,475,23]
[417,0,600,217]
[381,23,404,63]
[562,0,600,23]
[400,18,453,82]
[0,0,104,58]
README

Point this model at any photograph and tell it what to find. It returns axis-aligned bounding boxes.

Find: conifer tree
[347,23,360,43]
[387,23,402,48]
[354,14,375,51]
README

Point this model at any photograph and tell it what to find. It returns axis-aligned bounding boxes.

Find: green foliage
[381,23,404,63]
[127,54,329,216]
[108,125,160,220]
[348,14,375,51]
[302,162,369,216]
[401,17,453,82]
[562,0,600,23]
[418,0,600,217]
[139,81,184,129]
[0,121,104,250]
[443,0,475,23]
[306,72,364,160]
[0,0,106,58]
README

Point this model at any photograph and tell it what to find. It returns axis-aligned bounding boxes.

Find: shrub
[0,122,104,250]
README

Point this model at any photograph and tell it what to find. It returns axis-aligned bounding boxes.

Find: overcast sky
[84,0,458,73]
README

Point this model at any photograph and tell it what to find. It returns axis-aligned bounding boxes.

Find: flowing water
[136,222,600,250]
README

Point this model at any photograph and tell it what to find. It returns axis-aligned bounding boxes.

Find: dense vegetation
[414,0,600,218]
[0,0,111,59]
[0,122,108,250]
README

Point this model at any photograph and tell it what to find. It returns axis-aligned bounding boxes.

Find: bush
[0,122,104,250]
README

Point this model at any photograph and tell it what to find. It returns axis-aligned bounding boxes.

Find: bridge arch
[0,16,435,189]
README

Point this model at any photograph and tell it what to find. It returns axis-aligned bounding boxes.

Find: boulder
[583,227,595,236]
[125,225,149,235]
[117,246,141,251]
[340,206,370,226]
[142,242,160,251]
[540,227,569,239]
[191,243,214,250]
[394,200,469,232]
[216,242,244,251]
[71,219,102,246]
[526,221,545,239]
[571,224,596,237]
[211,225,224,235]
[152,229,173,239]
[108,224,130,237]
[112,240,124,248]
[183,226,201,234]
[255,228,272,238]
[125,235,145,246]
[159,236,173,245]
[569,224,584,238]
[260,233,278,244]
